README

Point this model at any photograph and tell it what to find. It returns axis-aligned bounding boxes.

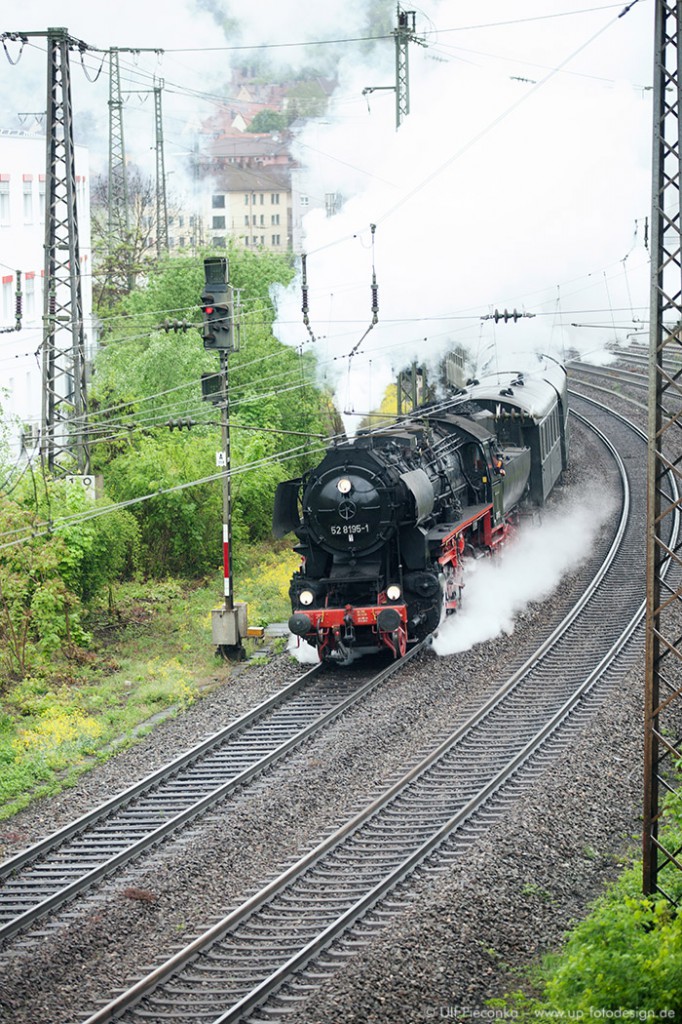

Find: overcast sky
[1,1,655,419]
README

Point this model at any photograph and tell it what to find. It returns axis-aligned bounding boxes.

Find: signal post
[200,257,247,659]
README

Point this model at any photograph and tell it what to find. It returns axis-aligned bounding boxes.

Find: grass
[0,541,299,821]
[491,820,682,1017]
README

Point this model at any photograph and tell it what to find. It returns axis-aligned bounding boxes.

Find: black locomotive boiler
[273,359,569,664]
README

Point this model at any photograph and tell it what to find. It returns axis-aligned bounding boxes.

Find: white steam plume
[272,0,652,427]
[431,490,614,656]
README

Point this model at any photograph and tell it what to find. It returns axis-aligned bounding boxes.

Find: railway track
[76,397,668,1024]
[0,653,426,945]
[568,360,648,404]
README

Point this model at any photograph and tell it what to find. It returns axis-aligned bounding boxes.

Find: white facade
[206,166,292,254]
[0,130,93,459]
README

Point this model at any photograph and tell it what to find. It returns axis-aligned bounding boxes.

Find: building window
[25,274,35,317]
[271,234,281,246]
[2,277,13,319]
[300,195,309,207]
[212,236,226,249]
[271,193,280,205]
[244,215,249,226]
[243,236,249,246]
[259,214,264,226]
[252,215,257,226]
[260,194,264,205]
[0,181,10,226]
[271,214,280,226]
[244,194,249,205]
[212,194,225,208]
[252,236,258,246]
[23,182,33,224]
[21,423,39,455]
[212,216,226,229]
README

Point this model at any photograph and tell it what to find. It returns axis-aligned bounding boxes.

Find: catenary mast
[644,0,682,903]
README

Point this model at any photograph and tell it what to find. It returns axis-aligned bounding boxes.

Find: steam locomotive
[273,358,569,664]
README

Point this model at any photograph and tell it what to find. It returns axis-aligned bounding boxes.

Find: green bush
[0,481,140,682]
[496,816,682,1018]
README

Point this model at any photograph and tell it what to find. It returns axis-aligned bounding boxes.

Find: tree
[91,167,186,318]
[88,246,335,575]
[285,80,330,121]
[247,110,289,134]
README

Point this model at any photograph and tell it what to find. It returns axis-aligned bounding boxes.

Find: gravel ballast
[0,410,656,1024]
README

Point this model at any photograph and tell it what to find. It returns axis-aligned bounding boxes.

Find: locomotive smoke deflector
[273,478,302,538]
[400,468,434,524]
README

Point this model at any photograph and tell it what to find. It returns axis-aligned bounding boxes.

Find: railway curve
[70,396,664,1024]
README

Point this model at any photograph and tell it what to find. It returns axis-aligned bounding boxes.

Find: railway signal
[198,257,246,659]
[201,257,234,352]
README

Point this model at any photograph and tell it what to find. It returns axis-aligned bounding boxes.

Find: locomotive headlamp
[299,589,315,607]
[386,584,402,602]
[337,477,352,494]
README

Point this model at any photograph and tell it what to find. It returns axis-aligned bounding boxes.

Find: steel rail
[1,666,321,878]
[80,401,661,1024]
[0,649,426,944]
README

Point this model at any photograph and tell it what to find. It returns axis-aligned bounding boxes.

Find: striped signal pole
[200,257,246,659]
[220,346,233,609]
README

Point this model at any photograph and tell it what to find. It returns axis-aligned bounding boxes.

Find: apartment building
[207,165,292,253]
[0,130,92,459]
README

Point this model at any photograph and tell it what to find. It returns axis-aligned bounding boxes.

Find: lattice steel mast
[108,48,130,247]
[394,7,417,128]
[363,5,425,130]
[643,0,682,902]
[41,27,89,475]
[154,80,169,256]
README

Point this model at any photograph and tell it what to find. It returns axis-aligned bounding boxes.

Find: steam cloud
[431,491,614,656]
[271,0,652,426]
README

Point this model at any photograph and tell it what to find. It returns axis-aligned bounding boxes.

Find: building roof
[205,132,291,158]
[212,164,292,193]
